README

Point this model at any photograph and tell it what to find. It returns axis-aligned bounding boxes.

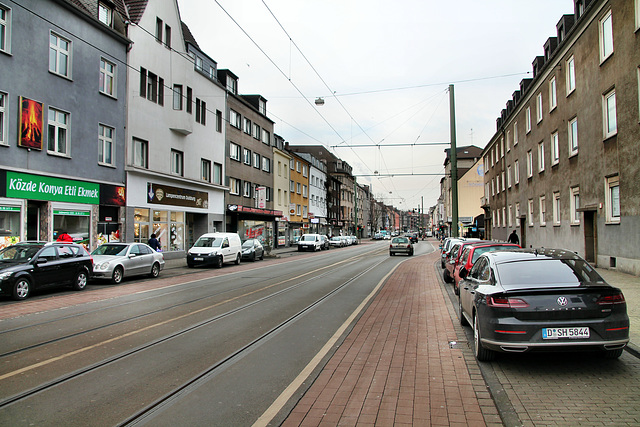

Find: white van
[297,233,323,251]
[187,232,242,268]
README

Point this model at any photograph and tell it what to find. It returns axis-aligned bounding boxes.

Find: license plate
[542,327,589,339]
[193,257,203,261]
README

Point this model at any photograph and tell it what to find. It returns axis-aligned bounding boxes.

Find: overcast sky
[179,0,575,211]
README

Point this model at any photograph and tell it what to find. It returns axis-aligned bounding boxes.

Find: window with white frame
[296,161,301,173]
[507,165,512,188]
[243,181,251,197]
[501,172,505,192]
[98,2,113,27]
[262,157,271,173]
[536,93,543,123]
[605,176,620,223]
[539,196,546,226]
[549,76,557,111]
[502,207,506,228]
[302,165,308,177]
[514,160,520,185]
[253,152,260,169]
[213,162,222,185]
[528,199,534,226]
[551,131,559,165]
[515,202,521,226]
[538,141,545,173]
[599,9,614,62]
[491,179,494,196]
[243,117,251,134]
[98,124,114,166]
[229,142,240,161]
[526,106,531,133]
[171,149,183,176]
[172,84,183,110]
[302,185,308,198]
[566,55,576,95]
[513,121,518,145]
[230,109,241,128]
[500,138,504,158]
[508,205,513,227]
[252,123,261,140]
[49,32,71,78]
[0,91,6,145]
[195,99,206,125]
[47,107,69,155]
[506,130,511,152]
[243,148,251,165]
[568,117,578,156]
[636,0,640,31]
[289,180,295,192]
[296,182,301,194]
[526,150,533,178]
[100,58,116,97]
[262,130,270,146]
[570,186,580,225]
[603,89,617,138]
[133,137,148,168]
[201,159,211,182]
[553,192,561,225]
[229,178,240,195]
[296,204,301,216]
[0,4,12,54]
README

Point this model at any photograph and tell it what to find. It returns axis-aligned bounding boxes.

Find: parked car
[349,236,359,245]
[440,238,463,268]
[453,242,520,294]
[389,236,414,256]
[0,242,93,301]
[297,234,323,251]
[241,239,264,261]
[320,235,330,250]
[329,236,345,248]
[443,240,490,284]
[187,232,242,268]
[458,248,629,361]
[92,243,164,284]
[373,232,383,240]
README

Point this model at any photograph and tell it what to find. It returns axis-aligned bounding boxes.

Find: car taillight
[597,293,626,305]
[406,244,411,248]
[487,295,529,308]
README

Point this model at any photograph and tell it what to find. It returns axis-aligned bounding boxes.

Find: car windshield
[92,244,128,256]
[471,246,516,263]
[242,240,255,248]
[330,237,341,241]
[497,259,606,288]
[392,237,409,244]
[301,235,316,241]
[193,237,223,248]
[0,245,42,262]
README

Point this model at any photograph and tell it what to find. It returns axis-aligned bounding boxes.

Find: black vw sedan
[0,242,93,301]
[458,248,629,361]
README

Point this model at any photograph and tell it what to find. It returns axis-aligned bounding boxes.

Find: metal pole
[353,179,358,236]
[449,84,459,237]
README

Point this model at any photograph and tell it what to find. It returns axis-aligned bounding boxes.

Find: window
[539,196,546,226]
[508,205,513,227]
[502,207,506,228]
[253,123,261,140]
[229,178,240,195]
[173,84,183,110]
[262,157,271,173]
[603,89,617,138]
[549,76,557,111]
[566,55,576,95]
[290,159,294,170]
[507,165,512,188]
[213,163,222,185]
[296,182,301,194]
[229,142,240,161]
[244,117,252,134]
[243,181,252,197]
[186,87,192,114]
[253,152,260,169]
[514,160,520,185]
[243,148,251,165]
[140,68,163,104]
[536,93,543,123]
[302,185,308,198]
[551,131,559,165]
[290,180,295,192]
[230,109,240,128]
[98,124,114,166]
[278,189,282,204]
[525,107,531,133]
[568,117,578,156]
[303,165,308,177]
[528,199,534,226]
[133,138,148,168]
[526,150,533,178]
[195,56,203,72]
[296,204,301,216]
[195,99,206,125]
[201,159,211,182]
[553,192,561,225]
[49,32,71,78]
[171,149,183,176]
[538,141,545,173]
[216,110,223,133]
[636,0,640,31]
[259,99,266,115]
[515,202,521,226]
[164,24,171,49]
[605,176,620,223]
[501,172,505,192]
[506,130,511,152]
[513,121,518,145]
[98,2,112,26]
[100,58,116,97]
[0,4,12,53]
[262,130,270,146]
[599,10,613,62]
[296,161,301,173]
[570,187,580,225]
[0,91,6,145]
[47,107,69,155]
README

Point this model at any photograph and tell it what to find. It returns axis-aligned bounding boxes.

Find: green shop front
[0,171,125,250]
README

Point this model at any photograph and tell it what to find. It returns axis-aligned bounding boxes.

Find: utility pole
[449,84,459,237]
[353,179,358,237]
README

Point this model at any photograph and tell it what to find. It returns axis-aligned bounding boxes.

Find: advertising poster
[19,97,43,150]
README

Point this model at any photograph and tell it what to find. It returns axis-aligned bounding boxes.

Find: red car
[453,242,520,294]
[443,240,490,284]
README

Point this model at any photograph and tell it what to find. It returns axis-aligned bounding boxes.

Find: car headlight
[0,271,13,281]
[98,262,111,270]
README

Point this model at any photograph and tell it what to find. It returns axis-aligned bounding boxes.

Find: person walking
[148,233,162,251]
[508,230,519,245]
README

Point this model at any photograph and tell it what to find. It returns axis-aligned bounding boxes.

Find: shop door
[27,203,41,241]
[584,211,597,264]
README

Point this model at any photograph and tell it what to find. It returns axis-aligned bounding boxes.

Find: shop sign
[256,186,266,209]
[227,204,282,217]
[310,218,319,224]
[147,183,208,209]
[0,206,20,211]
[54,210,90,216]
[6,172,99,204]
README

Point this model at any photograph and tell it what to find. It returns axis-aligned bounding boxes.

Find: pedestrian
[508,229,519,245]
[148,233,162,251]
[56,230,73,243]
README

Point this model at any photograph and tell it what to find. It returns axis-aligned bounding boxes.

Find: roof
[485,248,583,264]
[123,0,148,24]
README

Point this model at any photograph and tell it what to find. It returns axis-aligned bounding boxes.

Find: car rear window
[497,259,606,288]
[471,246,516,263]
[392,237,408,243]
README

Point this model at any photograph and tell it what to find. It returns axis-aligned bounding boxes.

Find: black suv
[0,242,93,301]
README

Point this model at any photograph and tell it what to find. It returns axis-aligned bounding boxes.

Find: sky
[178,0,576,211]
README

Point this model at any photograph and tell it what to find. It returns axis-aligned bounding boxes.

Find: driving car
[452,242,520,294]
[0,242,93,300]
[91,242,165,284]
[241,239,264,261]
[297,234,324,251]
[389,236,413,256]
[407,233,418,244]
[458,248,629,361]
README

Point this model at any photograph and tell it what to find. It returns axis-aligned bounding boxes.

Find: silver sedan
[91,243,165,284]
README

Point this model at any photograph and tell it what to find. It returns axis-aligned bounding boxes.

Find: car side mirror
[459,267,468,279]
[36,257,48,264]
[129,254,136,258]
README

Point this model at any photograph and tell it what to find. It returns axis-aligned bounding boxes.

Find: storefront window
[54,210,90,249]
[0,206,22,249]
[238,220,273,250]
[135,208,185,251]
[134,208,150,244]
[170,211,184,251]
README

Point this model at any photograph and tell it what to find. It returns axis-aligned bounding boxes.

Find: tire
[111,266,124,284]
[409,250,414,256]
[149,262,160,278]
[603,348,624,359]
[390,252,394,256]
[12,277,31,301]
[215,256,223,268]
[473,314,495,361]
[235,254,241,265]
[459,299,468,326]
[187,263,195,268]
[73,269,89,291]
[259,252,264,260]
[443,269,453,283]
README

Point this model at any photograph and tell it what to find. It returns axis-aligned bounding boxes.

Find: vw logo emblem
[557,296,568,307]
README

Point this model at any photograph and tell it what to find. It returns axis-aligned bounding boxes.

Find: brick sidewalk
[282,251,501,426]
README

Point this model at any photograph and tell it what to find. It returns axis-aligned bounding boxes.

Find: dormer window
[98,2,113,27]
[227,78,237,95]
[259,99,266,115]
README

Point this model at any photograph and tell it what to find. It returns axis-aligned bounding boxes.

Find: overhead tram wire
[330,142,450,148]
